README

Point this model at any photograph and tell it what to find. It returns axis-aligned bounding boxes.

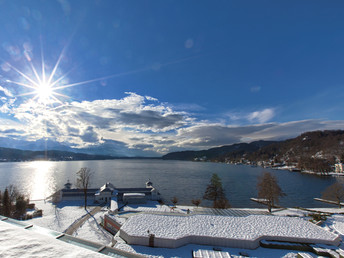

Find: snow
[122,201,185,214]
[31,200,92,232]
[0,220,106,257]
[120,214,338,242]
[73,211,113,245]
[31,200,113,245]
[6,200,344,257]
[114,241,307,258]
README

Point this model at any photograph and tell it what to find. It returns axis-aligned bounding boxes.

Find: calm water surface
[0,159,340,208]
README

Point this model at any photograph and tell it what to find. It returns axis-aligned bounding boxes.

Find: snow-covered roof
[100,182,115,192]
[120,214,340,249]
[123,193,146,198]
[0,221,106,257]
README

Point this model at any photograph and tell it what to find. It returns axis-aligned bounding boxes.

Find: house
[95,182,116,203]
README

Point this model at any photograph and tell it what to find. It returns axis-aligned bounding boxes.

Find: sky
[0,0,343,156]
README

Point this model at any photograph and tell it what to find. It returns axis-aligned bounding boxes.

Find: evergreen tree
[15,195,27,219]
[203,173,230,208]
[257,172,285,212]
[3,188,11,217]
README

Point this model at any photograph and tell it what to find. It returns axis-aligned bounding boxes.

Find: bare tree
[257,172,285,212]
[322,182,344,208]
[191,198,201,208]
[203,173,230,209]
[171,196,178,206]
[76,167,93,209]
[8,185,19,204]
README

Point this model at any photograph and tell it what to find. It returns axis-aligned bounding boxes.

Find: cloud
[0,86,15,113]
[80,126,99,143]
[118,110,184,131]
[1,92,189,152]
[0,86,14,97]
[174,120,344,150]
[247,108,275,123]
[250,86,261,93]
[0,91,344,155]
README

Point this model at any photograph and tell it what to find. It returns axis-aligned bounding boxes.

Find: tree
[322,182,344,208]
[15,195,28,219]
[8,185,19,204]
[257,172,285,212]
[76,167,93,209]
[203,173,230,209]
[171,196,178,206]
[191,198,201,208]
[2,188,11,217]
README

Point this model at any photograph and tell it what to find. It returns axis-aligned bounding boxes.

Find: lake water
[0,159,341,208]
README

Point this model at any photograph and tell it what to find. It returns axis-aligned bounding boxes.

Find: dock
[250,198,269,205]
[314,198,344,206]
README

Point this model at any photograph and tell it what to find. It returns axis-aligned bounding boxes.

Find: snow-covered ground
[7,200,344,258]
[31,200,113,246]
[73,209,113,245]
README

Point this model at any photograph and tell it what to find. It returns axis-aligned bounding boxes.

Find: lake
[0,159,341,208]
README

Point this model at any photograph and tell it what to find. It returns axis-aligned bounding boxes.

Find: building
[119,214,340,249]
[53,180,160,205]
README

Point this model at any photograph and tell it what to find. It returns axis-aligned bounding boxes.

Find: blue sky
[0,0,343,156]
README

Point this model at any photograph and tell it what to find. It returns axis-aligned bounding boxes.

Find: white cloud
[247,108,275,123]
[0,91,344,155]
[0,86,14,97]
[4,93,189,150]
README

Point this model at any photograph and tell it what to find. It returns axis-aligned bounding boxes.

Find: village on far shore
[3,177,344,258]
[193,155,344,177]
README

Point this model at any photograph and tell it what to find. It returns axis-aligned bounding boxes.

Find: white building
[54,180,160,205]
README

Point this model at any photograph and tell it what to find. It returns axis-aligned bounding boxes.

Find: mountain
[163,130,344,172]
[0,137,160,157]
[162,140,276,161]
[246,130,344,171]
[0,147,118,162]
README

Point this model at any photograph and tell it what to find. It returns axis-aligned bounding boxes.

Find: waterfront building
[53,180,160,204]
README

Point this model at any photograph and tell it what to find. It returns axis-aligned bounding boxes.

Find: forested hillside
[163,130,344,172]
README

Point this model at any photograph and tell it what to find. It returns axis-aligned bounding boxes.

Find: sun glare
[5,41,146,107]
[35,81,54,103]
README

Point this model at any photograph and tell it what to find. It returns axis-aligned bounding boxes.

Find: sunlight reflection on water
[26,161,57,200]
[0,159,338,207]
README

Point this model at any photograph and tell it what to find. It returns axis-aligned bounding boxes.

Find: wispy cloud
[250,86,261,93]
[247,108,275,123]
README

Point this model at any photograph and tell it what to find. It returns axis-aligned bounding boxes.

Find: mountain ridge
[163,130,344,172]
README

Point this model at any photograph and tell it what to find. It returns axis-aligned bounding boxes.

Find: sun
[4,47,71,106]
[5,42,140,106]
[35,81,54,103]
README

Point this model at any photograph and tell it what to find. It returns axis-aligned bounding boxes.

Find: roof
[123,193,146,198]
[120,214,340,249]
[116,188,152,193]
